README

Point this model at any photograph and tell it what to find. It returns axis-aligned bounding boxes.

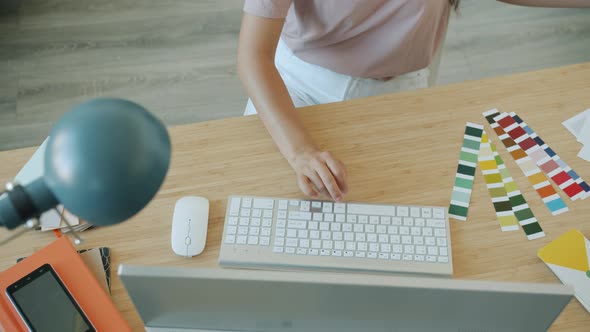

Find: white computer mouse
[171,196,209,257]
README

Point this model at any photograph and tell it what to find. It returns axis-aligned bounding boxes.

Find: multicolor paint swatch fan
[538,229,590,313]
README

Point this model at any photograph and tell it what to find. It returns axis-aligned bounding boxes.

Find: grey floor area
[1,1,589,151]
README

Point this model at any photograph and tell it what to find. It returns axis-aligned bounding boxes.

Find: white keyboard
[219,195,453,277]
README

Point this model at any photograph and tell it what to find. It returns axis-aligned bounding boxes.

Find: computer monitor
[119,265,573,332]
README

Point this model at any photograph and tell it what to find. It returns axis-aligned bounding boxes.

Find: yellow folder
[538,229,590,312]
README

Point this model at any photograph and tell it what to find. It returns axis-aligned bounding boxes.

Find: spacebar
[347,204,396,216]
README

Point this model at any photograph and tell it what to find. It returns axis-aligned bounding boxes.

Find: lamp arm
[0,177,59,229]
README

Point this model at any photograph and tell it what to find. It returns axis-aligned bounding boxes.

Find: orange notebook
[0,236,131,331]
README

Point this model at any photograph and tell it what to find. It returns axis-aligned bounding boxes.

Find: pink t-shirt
[243,0,450,79]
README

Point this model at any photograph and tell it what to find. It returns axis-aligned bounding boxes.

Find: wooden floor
[1,0,589,151]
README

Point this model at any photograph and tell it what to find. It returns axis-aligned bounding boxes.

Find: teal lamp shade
[0,98,171,229]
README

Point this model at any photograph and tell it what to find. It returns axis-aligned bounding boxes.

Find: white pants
[244,39,430,115]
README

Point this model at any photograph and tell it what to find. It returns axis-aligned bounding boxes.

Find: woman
[237,0,589,202]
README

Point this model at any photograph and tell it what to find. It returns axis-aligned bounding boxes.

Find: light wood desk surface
[1,63,590,331]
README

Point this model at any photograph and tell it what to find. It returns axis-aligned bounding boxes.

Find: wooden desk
[1,63,589,331]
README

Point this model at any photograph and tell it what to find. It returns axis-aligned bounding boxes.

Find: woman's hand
[289,148,348,202]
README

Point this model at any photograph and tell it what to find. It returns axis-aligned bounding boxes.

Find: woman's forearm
[237,15,318,165]
[498,0,590,7]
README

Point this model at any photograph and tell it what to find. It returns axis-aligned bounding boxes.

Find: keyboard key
[260,237,270,246]
[300,201,310,212]
[426,255,436,262]
[379,253,389,260]
[342,224,353,232]
[355,251,366,258]
[366,225,376,233]
[278,210,287,219]
[331,223,342,231]
[262,219,272,227]
[427,219,445,228]
[249,227,260,236]
[380,216,392,225]
[273,246,284,253]
[311,240,322,249]
[285,247,296,254]
[347,215,357,223]
[422,208,432,218]
[335,214,346,222]
[237,236,247,244]
[348,204,395,216]
[344,251,354,257]
[378,234,389,243]
[334,203,346,213]
[392,245,402,253]
[289,211,312,220]
[425,237,435,246]
[241,208,251,217]
[411,227,421,236]
[403,217,414,226]
[435,229,446,237]
[414,236,424,245]
[402,236,412,244]
[392,217,402,225]
[428,247,438,255]
[415,218,425,227]
[376,225,387,234]
[287,229,297,237]
[369,243,380,252]
[367,252,378,259]
[404,245,414,254]
[380,243,391,253]
[437,238,448,247]
[358,215,368,224]
[229,197,241,216]
[309,249,319,255]
[252,209,262,218]
[410,207,421,217]
[277,219,286,228]
[225,235,236,244]
[290,200,299,207]
[288,220,307,229]
[276,228,286,237]
[391,253,401,260]
[358,242,368,251]
[308,221,319,230]
[367,234,378,242]
[323,203,333,213]
[390,235,401,244]
[433,208,445,219]
[286,238,298,247]
[297,248,307,255]
[387,226,399,235]
[228,217,238,225]
[397,206,409,217]
[320,249,330,256]
[402,254,413,261]
[242,197,252,208]
[440,247,448,256]
[332,250,342,257]
[238,227,249,235]
[263,210,273,218]
[423,227,433,237]
[278,200,288,210]
[416,246,426,255]
[310,231,320,239]
[251,218,261,227]
[227,226,237,235]
[324,213,335,222]
[400,226,410,235]
[311,201,322,209]
[369,216,380,224]
[274,238,285,246]
[300,239,310,248]
[298,230,309,238]
[313,213,323,221]
[335,241,345,250]
[248,236,259,245]
[333,232,343,241]
[438,256,449,263]
[319,222,330,231]
[322,240,333,249]
[415,255,425,261]
[346,242,356,251]
[354,224,364,232]
[321,231,331,240]
[240,218,250,226]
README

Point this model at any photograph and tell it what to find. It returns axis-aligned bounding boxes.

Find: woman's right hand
[289,148,348,202]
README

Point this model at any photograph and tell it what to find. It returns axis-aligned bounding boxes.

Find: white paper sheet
[563,109,590,163]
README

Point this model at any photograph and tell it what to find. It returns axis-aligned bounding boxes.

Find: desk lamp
[0,98,171,244]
